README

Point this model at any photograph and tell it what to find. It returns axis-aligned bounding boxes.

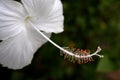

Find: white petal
[0,0,27,40]
[0,23,51,69]
[22,0,64,33]
[22,0,54,17]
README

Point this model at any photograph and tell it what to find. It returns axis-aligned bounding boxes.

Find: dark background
[0,0,120,80]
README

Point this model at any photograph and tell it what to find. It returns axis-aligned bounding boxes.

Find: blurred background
[0,0,120,80]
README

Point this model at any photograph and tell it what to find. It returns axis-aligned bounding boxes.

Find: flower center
[25,16,32,22]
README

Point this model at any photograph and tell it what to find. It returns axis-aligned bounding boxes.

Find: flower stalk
[31,21,103,64]
[38,29,104,59]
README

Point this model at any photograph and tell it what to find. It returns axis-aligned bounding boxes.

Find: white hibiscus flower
[0,0,64,69]
[0,0,103,70]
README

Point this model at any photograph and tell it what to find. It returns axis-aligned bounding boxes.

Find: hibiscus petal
[22,0,64,33]
[22,0,54,17]
[0,0,27,40]
[0,22,51,69]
